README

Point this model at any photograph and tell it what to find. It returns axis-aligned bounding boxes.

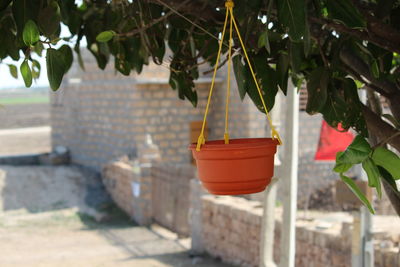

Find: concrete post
[190,178,207,255]
[279,82,299,267]
[260,92,283,267]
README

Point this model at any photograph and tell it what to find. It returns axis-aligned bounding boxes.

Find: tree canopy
[1,0,400,215]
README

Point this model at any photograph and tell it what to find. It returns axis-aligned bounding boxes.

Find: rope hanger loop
[196,0,282,151]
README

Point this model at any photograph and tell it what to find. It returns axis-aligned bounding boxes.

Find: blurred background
[0,49,398,267]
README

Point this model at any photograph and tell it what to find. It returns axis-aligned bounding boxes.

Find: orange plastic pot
[189,138,279,195]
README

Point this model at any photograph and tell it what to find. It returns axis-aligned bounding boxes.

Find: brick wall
[200,195,399,267]
[207,71,268,140]
[100,157,399,266]
[102,160,152,225]
[101,156,196,236]
[51,50,268,171]
[151,162,196,236]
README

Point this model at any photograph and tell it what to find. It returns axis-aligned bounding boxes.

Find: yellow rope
[230,8,282,145]
[196,0,282,151]
[196,7,230,151]
[224,6,234,145]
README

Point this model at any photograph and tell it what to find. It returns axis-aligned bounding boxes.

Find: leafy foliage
[334,135,400,212]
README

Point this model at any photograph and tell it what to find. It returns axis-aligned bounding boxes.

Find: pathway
[0,165,230,267]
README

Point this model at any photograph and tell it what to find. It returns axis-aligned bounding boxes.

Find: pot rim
[189,137,279,151]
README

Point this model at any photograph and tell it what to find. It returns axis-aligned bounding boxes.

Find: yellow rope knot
[196,135,205,151]
[224,133,230,144]
[271,128,282,145]
[225,0,234,8]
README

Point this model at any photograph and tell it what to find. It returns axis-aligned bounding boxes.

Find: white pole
[279,81,299,267]
[353,89,374,267]
[352,167,374,267]
[260,92,283,267]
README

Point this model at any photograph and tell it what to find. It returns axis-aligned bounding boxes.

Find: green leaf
[8,64,18,79]
[276,53,289,94]
[233,55,247,100]
[38,1,61,37]
[5,34,20,60]
[250,54,278,112]
[0,0,12,11]
[371,59,379,79]
[372,147,400,179]
[306,67,329,114]
[289,41,304,73]
[362,158,382,198]
[340,174,375,214]
[31,59,41,79]
[277,0,306,41]
[333,151,353,173]
[303,20,311,57]
[20,60,32,87]
[257,31,270,53]
[34,42,44,56]
[96,31,116,43]
[115,57,131,76]
[22,20,39,46]
[378,166,400,196]
[337,135,371,164]
[88,42,110,70]
[74,45,85,71]
[58,45,73,74]
[46,48,65,91]
[168,59,197,107]
[12,0,41,37]
[326,0,366,29]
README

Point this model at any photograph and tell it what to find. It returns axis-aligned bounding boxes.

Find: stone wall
[200,195,399,267]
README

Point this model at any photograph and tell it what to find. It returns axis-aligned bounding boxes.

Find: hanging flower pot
[189,0,282,195]
[189,138,279,195]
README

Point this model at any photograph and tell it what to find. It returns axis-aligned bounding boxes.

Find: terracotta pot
[189,138,278,195]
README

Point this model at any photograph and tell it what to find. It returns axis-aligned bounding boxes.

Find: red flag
[314,120,354,161]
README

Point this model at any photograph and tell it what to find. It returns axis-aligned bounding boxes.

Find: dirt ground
[0,126,51,156]
[0,210,230,267]
[0,103,50,129]
[0,165,230,267]
[0,102,51,156]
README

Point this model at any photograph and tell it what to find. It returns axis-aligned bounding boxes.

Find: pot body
[190,138,278,195]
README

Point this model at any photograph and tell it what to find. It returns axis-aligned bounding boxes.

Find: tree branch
[118,4,178,37]
[362,105,400,152]
[364,84,400,217]
[382,178,400,217]
[146,0,223,23]
[309,16,400,54]
[351,0,400,45]
[339,47,400,121]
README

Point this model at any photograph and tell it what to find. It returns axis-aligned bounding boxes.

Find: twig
[118,0,189,37]
[373,131,400,149]
[309,16,400,54]
[154,0,229,48]
[316,37,329,67]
